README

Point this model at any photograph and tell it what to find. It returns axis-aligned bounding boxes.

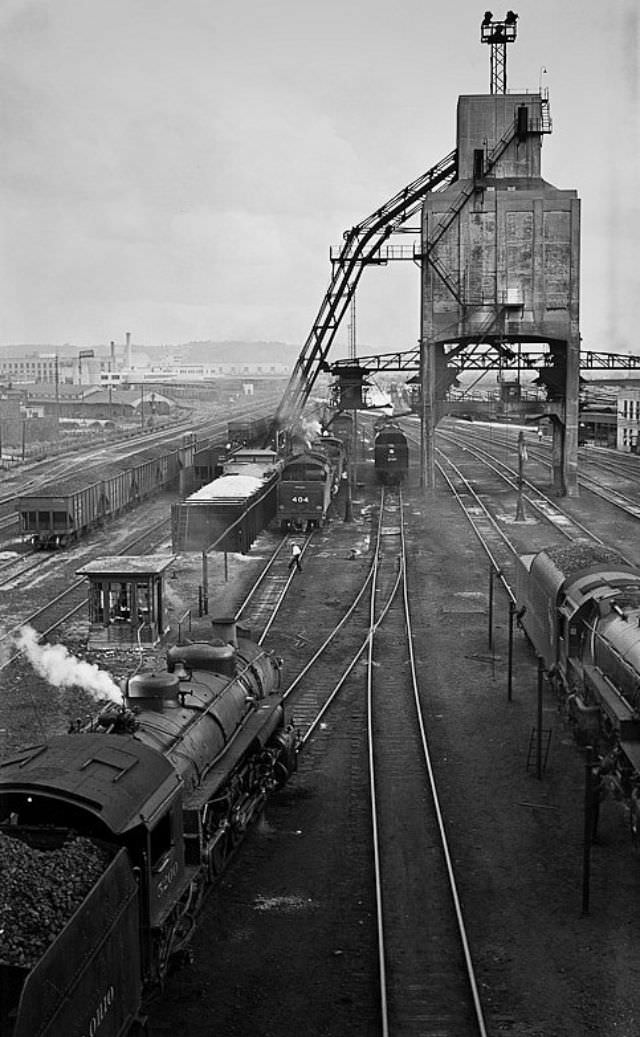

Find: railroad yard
[2,416,640,1035]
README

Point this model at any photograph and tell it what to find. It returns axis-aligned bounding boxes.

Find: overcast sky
[1,0,638,357]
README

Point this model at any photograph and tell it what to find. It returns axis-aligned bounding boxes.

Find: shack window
[110,583,130,622]
[136,581,151,622]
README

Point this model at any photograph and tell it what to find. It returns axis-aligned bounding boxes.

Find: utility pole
[54,354,60,425]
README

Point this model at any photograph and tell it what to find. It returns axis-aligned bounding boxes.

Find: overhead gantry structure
[271,113,525,440]
[269,149,457,437]
[272,13,592,497]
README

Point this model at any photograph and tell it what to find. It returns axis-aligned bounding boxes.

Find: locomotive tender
[516,542,640,839]
[0,620,298,1037]
[277,439,344,532]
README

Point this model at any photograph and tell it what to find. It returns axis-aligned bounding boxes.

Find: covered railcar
[194,439,228,488]
[0,622,297,1034]
[374,423,409,484]
[276,450,335,531]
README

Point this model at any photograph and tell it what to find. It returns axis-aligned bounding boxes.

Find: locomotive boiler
[516,542,640,839]
[0,620,298,1037]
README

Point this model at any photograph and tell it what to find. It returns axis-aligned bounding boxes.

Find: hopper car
[20,437,195,550]
[374,423,409,484]
[276,447,340,532]
[172,450,283,553]
[0,620,298,1037]
[516,542,640,842]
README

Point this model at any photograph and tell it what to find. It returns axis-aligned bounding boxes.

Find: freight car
[172,449,283,553]
[276,448,338,532]
[0,620,298,1037]
[226,414,272,449]
[326,410,354,455]
[20,436,195,549]
[374,423,409,484]
[516,542,640,840]
[193,439,229,488]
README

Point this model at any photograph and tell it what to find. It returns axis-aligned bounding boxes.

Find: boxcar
[374,424,409,484]
[277,451,334,532]
[193,441,228,488]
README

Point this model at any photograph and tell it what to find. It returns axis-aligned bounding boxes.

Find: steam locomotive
[516,542,640,841]
[374,422,409,485]
[0,620,298,1037]
[276,436,345,532]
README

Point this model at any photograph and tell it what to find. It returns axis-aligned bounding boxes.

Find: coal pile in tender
[0,832,110,967]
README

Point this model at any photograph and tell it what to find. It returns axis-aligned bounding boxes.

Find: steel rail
[0,515,172,668]
[399,494,488,1036]
[366,485,488,1035]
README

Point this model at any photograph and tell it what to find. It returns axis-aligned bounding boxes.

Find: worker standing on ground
[288,542,303,573]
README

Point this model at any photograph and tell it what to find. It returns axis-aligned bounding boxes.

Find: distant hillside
[176,341,301,365]
[0,340,302,363]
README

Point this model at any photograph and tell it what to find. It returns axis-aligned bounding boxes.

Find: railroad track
[0,516,173,672]
[444,422,640,527]
[246,487,489,1034]
[365,487,487,1035]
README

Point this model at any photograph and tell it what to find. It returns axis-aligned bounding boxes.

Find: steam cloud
[299,417,322,446]
[13,625,122,702]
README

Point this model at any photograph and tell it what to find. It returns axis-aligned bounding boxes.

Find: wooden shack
[76,555,176,648]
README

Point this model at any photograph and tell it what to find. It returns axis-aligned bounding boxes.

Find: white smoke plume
[13,625,122,702]
[298,417,322,447]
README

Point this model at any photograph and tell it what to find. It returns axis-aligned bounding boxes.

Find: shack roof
[76,554,176,577]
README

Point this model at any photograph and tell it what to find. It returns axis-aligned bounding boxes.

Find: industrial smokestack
[126,331,131,370]
[110,340,115,371]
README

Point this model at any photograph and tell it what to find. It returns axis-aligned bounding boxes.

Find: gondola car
[20,436,195,549]
[515,542,640,841]
[276,449,336,532]
[374,423,409,484]
[0,620,298,1037]
[171,450,283,552]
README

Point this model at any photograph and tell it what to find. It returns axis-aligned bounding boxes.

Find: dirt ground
[143,478,640,1037]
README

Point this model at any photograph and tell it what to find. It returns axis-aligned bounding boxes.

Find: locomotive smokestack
[210,617,237,647]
